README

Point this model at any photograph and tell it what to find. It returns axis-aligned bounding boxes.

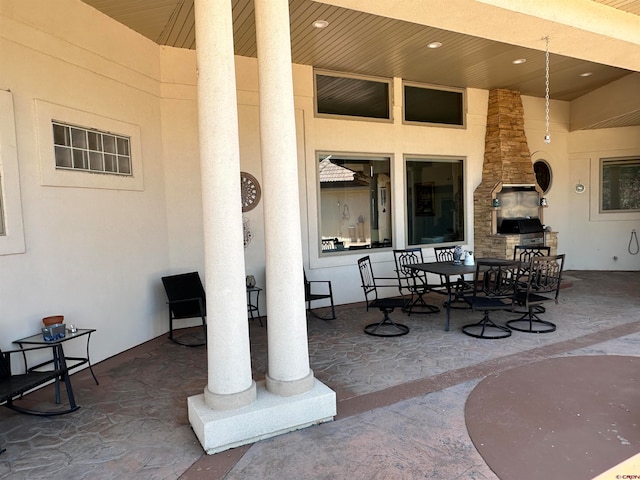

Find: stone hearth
[474,89,557,259]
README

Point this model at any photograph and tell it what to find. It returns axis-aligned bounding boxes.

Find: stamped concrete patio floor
[0,270,638,479]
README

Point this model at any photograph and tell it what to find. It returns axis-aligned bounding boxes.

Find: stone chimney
[473,89,556,258]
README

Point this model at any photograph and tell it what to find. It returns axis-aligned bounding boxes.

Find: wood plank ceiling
[82,0,639,126]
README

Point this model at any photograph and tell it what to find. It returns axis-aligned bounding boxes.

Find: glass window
[405,156,465,245]
[404,83,465,126]
[52,121,132,176]
[318,153,392,253]
[534,159,552,193]
[601,157,640,212]
[315,71,391,120]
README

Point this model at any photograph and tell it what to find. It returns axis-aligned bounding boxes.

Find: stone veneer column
[188,0,335,455]
[254,0,314,396]
[474,89,538,259]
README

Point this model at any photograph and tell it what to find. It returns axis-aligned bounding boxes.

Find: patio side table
[246,286,263,326]
[14,328,99,404]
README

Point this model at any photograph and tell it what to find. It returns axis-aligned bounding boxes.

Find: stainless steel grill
[498,218,545,246]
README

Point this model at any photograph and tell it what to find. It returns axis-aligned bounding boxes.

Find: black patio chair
[358,256,410,337]
[507,254,565,333]
[304,270,336,320]
[161,272,207,347]
[393,248,440,315]
[462,259,520,339]
[513,245,551,263]
[513,245,551,312]
[1,344,79,416]
[434,246,473,308]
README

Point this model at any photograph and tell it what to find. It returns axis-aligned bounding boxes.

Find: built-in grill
[498,218,545,246]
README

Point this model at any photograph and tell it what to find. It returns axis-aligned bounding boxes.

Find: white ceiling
[80,0,640,125]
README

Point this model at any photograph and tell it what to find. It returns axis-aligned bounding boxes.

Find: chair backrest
[321,238,338,251]
[523,254,565,301]
[393,248,424,274]
[474,259,520,300]
[434,246,455,263]
[393,248,426,287]
[513,245,551,263]
[161,272,206,318]
[357,256,378,304]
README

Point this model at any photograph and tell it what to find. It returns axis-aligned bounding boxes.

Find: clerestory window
[52,122,132,176]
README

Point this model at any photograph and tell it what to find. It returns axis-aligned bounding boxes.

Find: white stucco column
[254,0,313,396]
[193,0,256,410]
[189,0,335,454]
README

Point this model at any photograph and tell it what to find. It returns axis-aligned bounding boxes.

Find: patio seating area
[0,270,639,479]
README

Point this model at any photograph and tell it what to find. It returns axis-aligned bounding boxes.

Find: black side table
[246,287,263,326]
[13,328,99,405]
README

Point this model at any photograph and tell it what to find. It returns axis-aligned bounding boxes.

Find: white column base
[188,379,336,454]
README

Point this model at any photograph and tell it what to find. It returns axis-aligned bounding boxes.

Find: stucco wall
[1,0,637,366]
[566,127,640,270]
[0,0,170,360]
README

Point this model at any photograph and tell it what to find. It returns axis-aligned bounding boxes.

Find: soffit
[81,0,638,116]
[592,0,640,15]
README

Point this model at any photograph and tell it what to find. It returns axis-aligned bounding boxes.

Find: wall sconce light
[540,197,548,207]
[492,198,500,208]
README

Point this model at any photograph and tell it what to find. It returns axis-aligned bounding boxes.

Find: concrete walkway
[0,271,638,479]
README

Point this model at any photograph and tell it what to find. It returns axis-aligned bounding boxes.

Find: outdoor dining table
[409,259,515,331]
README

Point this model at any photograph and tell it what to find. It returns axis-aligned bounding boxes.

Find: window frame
[599,156,640,214]
[316,151,394,256]
[533,159,553,194]
[404,154,467,247]
[35,100,144,191]
[0,90,26,254]
[402,81,466,128]
[314,70,393,123]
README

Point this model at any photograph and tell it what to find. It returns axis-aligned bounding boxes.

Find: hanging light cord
[544,36,551,144]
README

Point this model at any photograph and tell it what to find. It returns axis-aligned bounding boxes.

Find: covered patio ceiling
[81,0,640,127]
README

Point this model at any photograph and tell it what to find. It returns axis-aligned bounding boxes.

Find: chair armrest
[373,276,401,288]
[167,297,203,305]
[2,344,66,375]
[307,279,332,291]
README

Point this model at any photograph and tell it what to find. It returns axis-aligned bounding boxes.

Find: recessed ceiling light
[427,42,442,49]
[512,58,527,64]
[580,72,593,77]
[312,20,329,29]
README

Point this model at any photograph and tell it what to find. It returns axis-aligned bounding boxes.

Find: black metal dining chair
[393,248,440,315]
[507,254,565,333]
[434,246,473,308]
[358,256,410,337]
[513,245,551,263]
[462,259,521,339]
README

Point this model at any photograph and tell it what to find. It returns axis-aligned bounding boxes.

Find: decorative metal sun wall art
[241,171,261,213]
[240,172,261,248]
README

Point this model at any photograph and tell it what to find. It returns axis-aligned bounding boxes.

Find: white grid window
[52,122,132,176]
